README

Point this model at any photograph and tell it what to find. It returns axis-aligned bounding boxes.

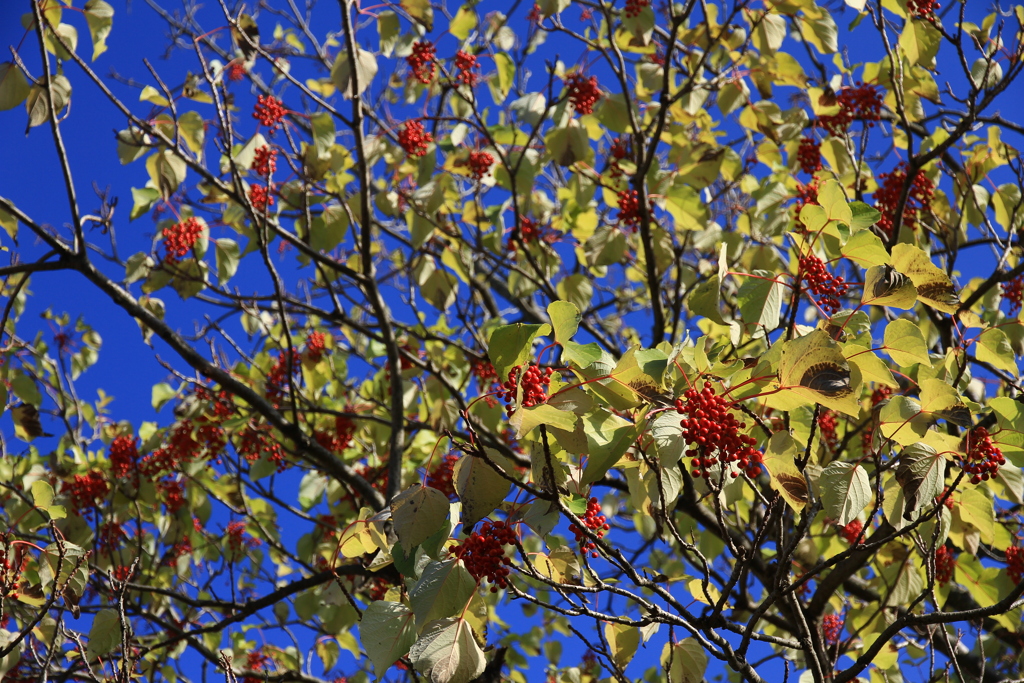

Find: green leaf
[895,443,946,519]
[581,412,636,485]
[402,0,434,30]
[391,485,451,553]
[862,264,917,308]
[409,617,485,683]
[487,323,550,378]
[561,341,602,369]
[548,301,580,346]
[775,329,860,416]
[878,396,929,446]
[0,62,31,111]
[310,112,335,159]
[31,480,55,509]
[214,238,240,286]
[605,622,639,669]
[453,449,512,529]
[0,198,17,242]
[151,382,177,411]
[361,601,418,677]
[377,11,400,57]
[83,0,114,61]
[492,52,514,103]
[820,462,870,526]
[310,205,348,253]
[849,201,881,230]
[976,327,1018,377]
[330,48,378,99]
[737,271,784,333]
[146,150,188,198]
[139,85,169,106]
[450,6,477,40]
[842,230,890,268]
[899,18,941,68]
[884,318,932,367]
[661,639,708,683]
[817,179,852,225]
[800,12,838,54]
[762,431,809,510]
[688,275,725,324]
[891,244,960,314]
[86,609,120,660]
[178,111,205,155]
[509,403,577,437]
[410,560,477,627]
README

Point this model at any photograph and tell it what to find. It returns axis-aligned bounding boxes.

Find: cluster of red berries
[226,61,246,82]
[499,364,553,414]
[675,381,763,479]
[407,41,437,84]
[96,521,127,553]
[1007,546,1024,583]
[226,520,261,552]
[159,478,187,513]
[816,83,884,137]
[249,184,274,212]
[608,137,630,177]
[799,254,849,315]
[1001,275,1023,315]
[838,519,863,544]
[623,0,650,17]
[468,150,494,180]
[305,331,326,362]
[452,520,516,591]
[507,217,544,252]
[822,614,844,645]
[471,358,499,385]
[253,94,287,131]
[398,120,433,157]
[426,453,459,500]
[793,177,822,222]
[818,410,838,451]
[236,422,288,472]
[164,536,192,565]
[907,0,940,17]
[63,471,110,516]
[265,349,300,406]
[873,162,934,237]
[141,419,225,476]
[934,545,955,584]
[569,497,610,558]
[109,435,140,479]
[617,190,643,231]
[253,145,277,177]
[796,137,822,174]
[333,414,356,452]
[454,50,479,87]
[565,73,601,115]
[355,461,390,494]
[365,576,392,602]
[958,426,1005,484]
[162,217,204,264]
[241,651,272,683]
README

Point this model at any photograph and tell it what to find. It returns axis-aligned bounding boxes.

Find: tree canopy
[2,1,1024,683]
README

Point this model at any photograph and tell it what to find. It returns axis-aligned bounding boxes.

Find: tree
[1,0,1024,681]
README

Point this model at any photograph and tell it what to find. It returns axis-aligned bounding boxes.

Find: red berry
[109,435,140,478]
[1002,275,1023,315]
[451,520,517,588]
[568,497,611,557]
[838,519,863,544]
[623,0,650,17]
[1007,545,1024,584]
[249,184,274,212]
[468,150,494,180]
[796,136,822,174]
[426,453,459,500]
[499,363,553,415]
[934,545,955,584]
[873,162,934,238]
[816,83,883,137]
[958,426,1005,483]
[799,254,848,316]
[822,614,844,645]
[305,331,326,362]
[676,380,762,479]
[907,0,940,18]
[252,145,277,177]
[454,50,479,87]
[817,410,838,451]
[226,61,246,82]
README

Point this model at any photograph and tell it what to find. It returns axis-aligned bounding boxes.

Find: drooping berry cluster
[226,61,246,82]
[617,189,642,231]
[253,94,287,131]
[799,254,849,315]
[499,364,553,415]
[226,520,261,552]
[793,177,822,222]
[816,83,884,136]
[252,145,277,177]
[958,426,1005,484]
[365,576,392,602]
[407,41,437,84]
[675,381,762,479]
[1002,275,1023,315]
[265,349,300,406]
[817,409,838,451]
[162,217,203,264]
[109,435,140,479]
[96,521,127,553]
[63,471,110,516]
[249,184,274,212]
[159,478,187,513]
[907,0,940,18]
[934,545,955,584]
[565,73,601,115]
[1007,546,1024,584]
[569,497,610,558]
[623,0,650,17]
[454,50,479,87]
[426,453,459,500]
[305,331,326,362]
[608,137,630,177]
[873,162,934,238]
[471,358,499,385]
[236,422,288,472]
[822,614,844,646]
[468,150,494,180]
[241,650,272,683]
[507,217,544,252]
[398,120,433,157]
[451,520,516,591]
[797,137,822,174]
[838,519,863,544]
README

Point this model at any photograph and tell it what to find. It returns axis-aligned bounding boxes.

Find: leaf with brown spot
[799,362,852,397]
[12,404,51,441]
